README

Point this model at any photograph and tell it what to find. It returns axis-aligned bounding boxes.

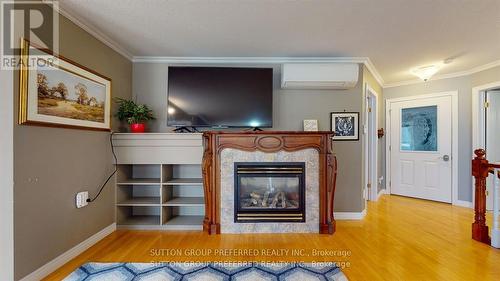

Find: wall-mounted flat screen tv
[167,66,273,128]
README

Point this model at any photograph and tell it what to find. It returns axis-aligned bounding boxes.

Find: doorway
[486,90,500,210]
[365,85,379,201]
[473,83,500,210]
[386,92,458,203]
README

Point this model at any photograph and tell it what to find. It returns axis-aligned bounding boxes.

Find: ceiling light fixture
[410,64,441,81]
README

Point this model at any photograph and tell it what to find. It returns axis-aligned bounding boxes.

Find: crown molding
[54,2,134,61]
[384,59,500,88]
[132,56,368,64]
[362,58,385,88]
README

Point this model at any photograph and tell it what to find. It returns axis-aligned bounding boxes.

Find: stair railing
[471,149,500,245]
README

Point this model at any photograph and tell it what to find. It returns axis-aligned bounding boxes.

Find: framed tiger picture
[330,112,359,141]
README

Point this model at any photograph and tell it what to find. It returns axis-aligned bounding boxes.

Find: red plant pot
[130,123,146,133]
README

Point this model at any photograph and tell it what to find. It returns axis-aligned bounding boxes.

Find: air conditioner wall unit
[281,63,359,90]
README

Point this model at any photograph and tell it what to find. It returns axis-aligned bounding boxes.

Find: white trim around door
[472,81,500,209]
[364,83,379,201]
[385,91,459,205]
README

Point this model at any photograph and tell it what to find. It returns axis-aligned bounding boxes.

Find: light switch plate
[76,191,89,208]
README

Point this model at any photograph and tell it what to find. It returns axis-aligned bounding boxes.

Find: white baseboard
[453,200,473,208]
[334,209,366,220]
[20,223,116,281]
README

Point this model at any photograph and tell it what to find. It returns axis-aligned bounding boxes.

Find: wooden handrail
[471,149,500,245]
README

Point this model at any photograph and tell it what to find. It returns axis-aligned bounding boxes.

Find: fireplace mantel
[202,131,337,234]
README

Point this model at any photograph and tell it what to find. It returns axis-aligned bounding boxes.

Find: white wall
[0,66,15,279]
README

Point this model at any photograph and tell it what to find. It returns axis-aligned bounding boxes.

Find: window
[401,105,437,151]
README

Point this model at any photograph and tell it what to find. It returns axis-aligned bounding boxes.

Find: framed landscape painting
[19,38,111,131]
[330,112,359,141]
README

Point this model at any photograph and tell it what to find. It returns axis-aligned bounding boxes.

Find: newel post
[471,149,491,244]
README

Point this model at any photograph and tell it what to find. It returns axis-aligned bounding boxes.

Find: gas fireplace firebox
[234,162,306,223]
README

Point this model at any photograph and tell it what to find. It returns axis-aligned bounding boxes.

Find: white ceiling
[59,0,500,85]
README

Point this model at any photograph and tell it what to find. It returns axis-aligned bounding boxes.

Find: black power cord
[87,131,117,203]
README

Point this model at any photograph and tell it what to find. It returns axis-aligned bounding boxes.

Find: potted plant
[115,98,155,133]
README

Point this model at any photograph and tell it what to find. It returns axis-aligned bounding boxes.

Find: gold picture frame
[19,38,112,131]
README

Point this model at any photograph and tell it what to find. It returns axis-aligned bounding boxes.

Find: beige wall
[383,65,500,203]
[13,11,132,280]
[133,63,366,212]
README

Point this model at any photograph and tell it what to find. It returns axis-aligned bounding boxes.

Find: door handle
[441,155,450,162]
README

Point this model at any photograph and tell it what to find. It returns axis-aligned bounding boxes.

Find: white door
[389,95,452,203]
[486,90,500,210]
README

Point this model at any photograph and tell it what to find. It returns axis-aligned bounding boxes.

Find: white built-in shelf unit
[113,133,204,230]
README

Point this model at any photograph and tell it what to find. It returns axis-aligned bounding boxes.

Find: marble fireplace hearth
[202,131,337,235]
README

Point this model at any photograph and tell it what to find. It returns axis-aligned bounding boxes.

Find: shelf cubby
[116,161,205,230]
[161,205,204,230]
[163,178,203,185]
[163,197,204,206]
[116,164,161,185]
[165,215,204,228]
[119,215,160,226]
[117,197,160,206]
[117,206,161,226]
[116,184,160,206]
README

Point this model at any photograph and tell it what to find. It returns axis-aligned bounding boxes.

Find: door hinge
[367,183,372,188]
[368,107,372,113]
[484,101,490,108]
[486,190,489,196]
[389,181,392,187]
[389,145,392,151]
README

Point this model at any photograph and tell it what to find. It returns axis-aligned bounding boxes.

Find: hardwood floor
[44,195,500,280]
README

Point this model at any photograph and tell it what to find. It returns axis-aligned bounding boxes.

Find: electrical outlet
[76,191,89,208]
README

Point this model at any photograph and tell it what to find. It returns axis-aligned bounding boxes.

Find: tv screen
[167,66,273,128]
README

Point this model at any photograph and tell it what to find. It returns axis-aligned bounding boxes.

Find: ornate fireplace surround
[202,131,337,235]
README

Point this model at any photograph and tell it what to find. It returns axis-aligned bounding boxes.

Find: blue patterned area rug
[64,262,348,281]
